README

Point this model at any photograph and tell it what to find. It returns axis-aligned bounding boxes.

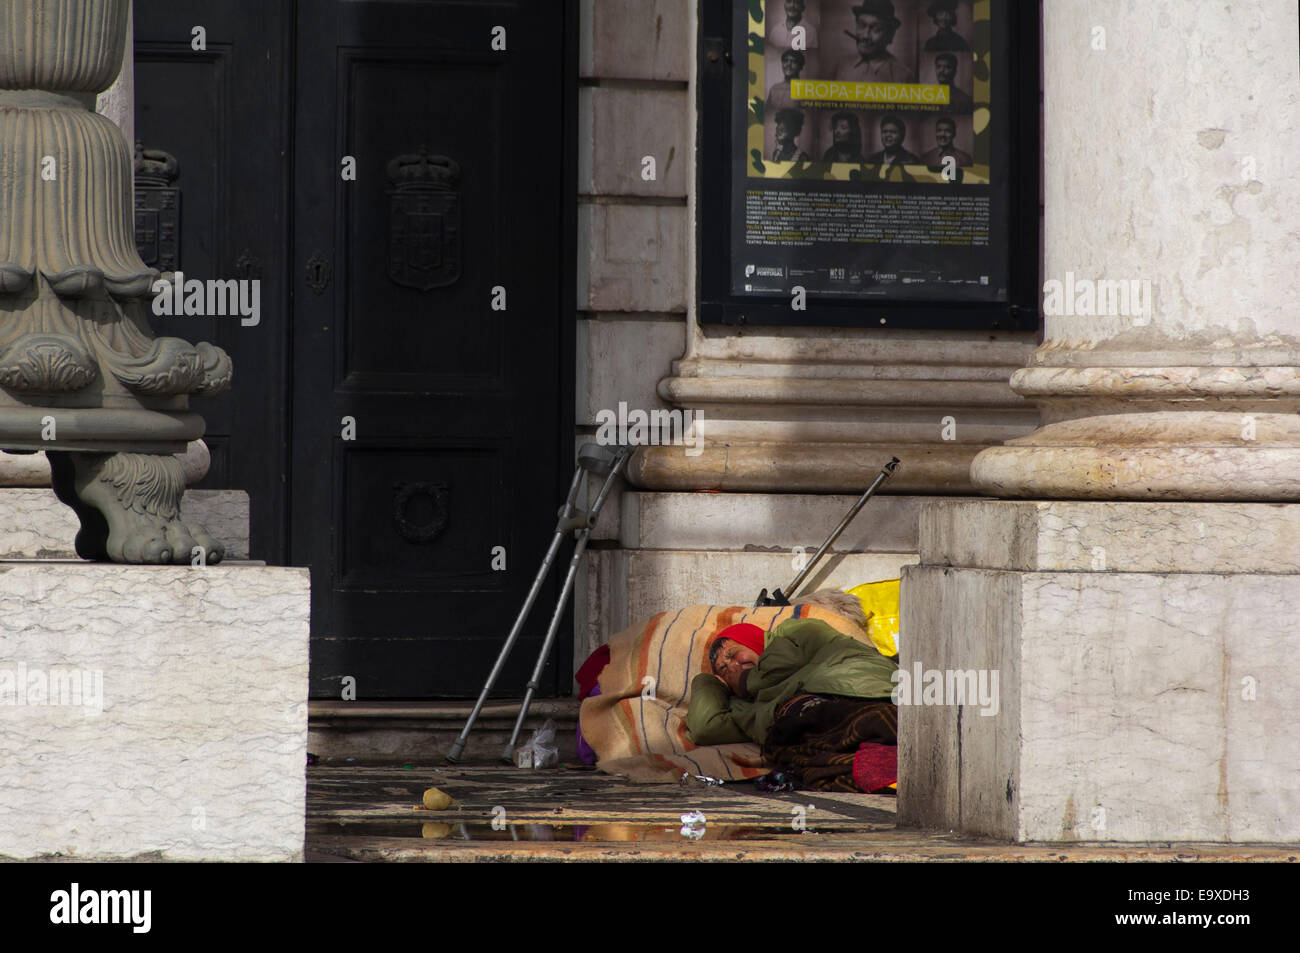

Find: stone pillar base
[900,500,1300,842]
[0,488,250,560]
[0,562,309,860]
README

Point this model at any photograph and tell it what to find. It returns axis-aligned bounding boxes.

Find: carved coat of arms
[386,149,461,291]
[133,141,181,272]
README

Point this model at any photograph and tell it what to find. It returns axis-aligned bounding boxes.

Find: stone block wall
[576,0,692,435]
[574,0,694,656]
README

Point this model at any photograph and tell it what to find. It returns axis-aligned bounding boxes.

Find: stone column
[901,0,1300,842]
[1,2,211,494]
[94,0,134,150]
[0,0,230,563]
[971,0,1300,500]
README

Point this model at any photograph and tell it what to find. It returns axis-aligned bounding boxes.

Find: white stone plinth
[0,561,310,861]
[900,500,1300,842]
[0,488,250,560]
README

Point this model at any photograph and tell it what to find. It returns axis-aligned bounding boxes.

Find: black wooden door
[134,0,292,562]
[291,1,574,698]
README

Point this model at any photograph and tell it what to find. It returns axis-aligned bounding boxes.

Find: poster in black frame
[698,0,1040,331]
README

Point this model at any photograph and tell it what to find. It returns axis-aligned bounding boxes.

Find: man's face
[712,638,759,694]
[832,118,852,143]
[935,57,956,84]
[785,0,804,21]
[854,14,892,58]
[880,121,903,149]
[935,121,955,147]
[781,53,801,79]
[775,119,791,143]
[934,9,956,30]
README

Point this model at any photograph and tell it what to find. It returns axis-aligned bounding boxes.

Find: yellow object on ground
[846,579,901,658]
[422,787,457,811]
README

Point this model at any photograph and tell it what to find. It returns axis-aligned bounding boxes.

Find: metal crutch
[446,443,631,763]
[755,456,900,607]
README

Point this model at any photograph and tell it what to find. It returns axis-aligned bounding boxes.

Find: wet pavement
[305,762,1300,863]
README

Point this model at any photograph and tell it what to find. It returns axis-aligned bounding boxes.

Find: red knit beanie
[715,622,765,656]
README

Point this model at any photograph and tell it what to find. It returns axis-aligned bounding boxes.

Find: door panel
[292,1,570,699]
[343,58,508,386]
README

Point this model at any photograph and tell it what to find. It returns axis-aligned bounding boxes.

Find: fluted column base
[972,358,1300,500]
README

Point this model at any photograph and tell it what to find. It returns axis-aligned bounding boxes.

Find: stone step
[308,699,581,764]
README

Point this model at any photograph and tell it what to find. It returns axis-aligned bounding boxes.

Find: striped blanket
[579,603,870,782]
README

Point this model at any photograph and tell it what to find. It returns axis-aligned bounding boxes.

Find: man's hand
[720,667,751,698]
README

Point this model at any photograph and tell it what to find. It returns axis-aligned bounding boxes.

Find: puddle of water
[309,820,813,842]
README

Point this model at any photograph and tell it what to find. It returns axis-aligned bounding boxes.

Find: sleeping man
[685,619,899,793]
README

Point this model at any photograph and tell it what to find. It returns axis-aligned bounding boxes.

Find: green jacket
[685,618,898,746]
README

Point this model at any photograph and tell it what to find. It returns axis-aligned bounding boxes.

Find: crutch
[446,443,632,764]
[755,456,900,607]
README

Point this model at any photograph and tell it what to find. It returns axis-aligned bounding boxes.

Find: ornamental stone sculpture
[0,0,230,563]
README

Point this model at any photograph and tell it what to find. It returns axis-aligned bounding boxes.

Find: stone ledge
[629,443,983,494]
[310,699,579,724]
[661,376,1028,408]
[620,491,939,552]
[309,700,580,764]
[920,499,1300,573]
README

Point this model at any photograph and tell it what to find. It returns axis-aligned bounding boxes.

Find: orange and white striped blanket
[579,603,870,782]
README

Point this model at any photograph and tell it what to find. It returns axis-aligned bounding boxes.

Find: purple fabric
[576,685,602,764]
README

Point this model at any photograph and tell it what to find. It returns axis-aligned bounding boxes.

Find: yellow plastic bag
[846,579,901,658]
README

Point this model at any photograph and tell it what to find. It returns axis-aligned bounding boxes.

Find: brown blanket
[763,693,898,791]
[579,602,870,782]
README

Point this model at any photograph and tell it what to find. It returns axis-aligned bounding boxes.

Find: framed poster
[699,0,1040,330]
